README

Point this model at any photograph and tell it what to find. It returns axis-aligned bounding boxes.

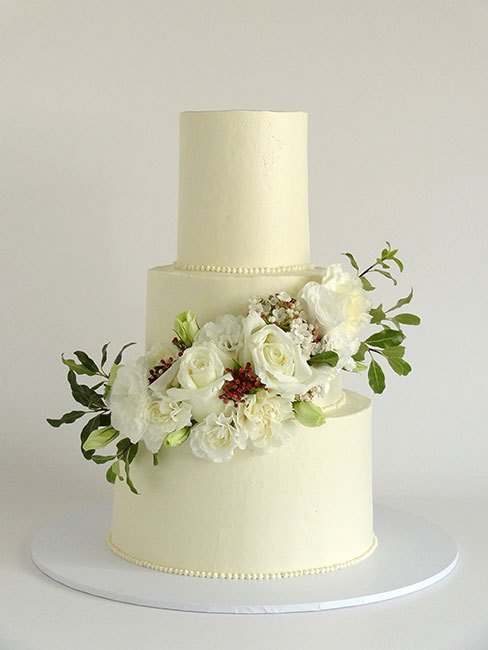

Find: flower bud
[292,400,326,427]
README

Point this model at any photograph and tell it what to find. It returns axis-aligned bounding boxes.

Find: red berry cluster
[172,336,188,353]
[219,362,265,406]
[148,357,176,385]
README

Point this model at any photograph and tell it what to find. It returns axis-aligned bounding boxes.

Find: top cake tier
[177,110,311,271]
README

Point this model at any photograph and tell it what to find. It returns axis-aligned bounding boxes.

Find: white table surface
[2,487,487,650]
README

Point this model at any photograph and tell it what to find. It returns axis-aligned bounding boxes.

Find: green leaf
[67,370,105,409]
[101,342,110,369]
[46,410,87,428]
[106,460,121,484]
[164,426,191,447]
[353,361,368,372]
[293,401,326,427]
[365,328,405,348]
[114,342,136,365]
[392,313,421,326]
[308,351,339,367]
[124,455,139,495]
[104,363,120,398]
[387,357,412,376]
[342,252,359,272]
[372,268,397,285]
[73,350,99,374]
[368,359,386,394]
[116,437,132,455]
[352,342,368,362]
[61,354,97,377]
[174,311,199,347]
[386,288,413,313]
[380,346,405,359]
[80,413,110,459]
[82,425,119,451]
[127,442,139,464]
[91,454,116,464]
[369,304,386,325]
[153,453,159,466]
[391,257,404,272]
[360,276,375,292]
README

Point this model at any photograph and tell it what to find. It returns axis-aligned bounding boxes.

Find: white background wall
[2,1,487,515]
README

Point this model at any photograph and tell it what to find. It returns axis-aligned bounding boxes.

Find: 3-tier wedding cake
[110,111,375,578]
[50,110,419,580]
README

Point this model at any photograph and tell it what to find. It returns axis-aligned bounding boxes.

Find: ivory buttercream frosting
[109,111,376,577]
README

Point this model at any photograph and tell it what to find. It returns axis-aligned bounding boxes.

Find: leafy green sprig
[343,244,420,394]
[47,341,140,493]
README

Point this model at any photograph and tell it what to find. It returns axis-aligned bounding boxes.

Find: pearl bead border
[173,262,315,274]
[321,390,346,412]
[106,533,377,580]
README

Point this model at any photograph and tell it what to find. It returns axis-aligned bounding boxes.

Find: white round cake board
[31,504,457,614]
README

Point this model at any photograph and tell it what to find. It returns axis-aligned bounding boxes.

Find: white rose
[195,314,244,356]
[190,412,243,463]
[166,342,232,422]
[236,390,297,454]
[298,264,371,338]
[143,396,192,454]
[248,323,325,398]
[108,357,149,444]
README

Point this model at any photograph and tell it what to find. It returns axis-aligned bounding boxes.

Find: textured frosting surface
[177,111,310,269]
[110,390,373,576]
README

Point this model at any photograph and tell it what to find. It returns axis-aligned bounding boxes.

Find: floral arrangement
[48,243,420,493]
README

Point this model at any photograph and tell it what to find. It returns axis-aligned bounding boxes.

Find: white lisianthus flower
[298,263,371,369]
[108,356,193,453]
[108,357,149,444]
[325,329,361,371]
[190,412,243,463]
[236,390,297,454]
[298,264,371,337]
[247,323,325,398]
[195,314,244,356]
[166,342,232,422]
[143,396,192,454]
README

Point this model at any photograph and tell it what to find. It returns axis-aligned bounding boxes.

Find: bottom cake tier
[109,389,375,579]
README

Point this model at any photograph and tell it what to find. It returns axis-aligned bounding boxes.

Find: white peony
[298,263,371,369]
[245,320,326,398]
[166,342,232,422]
[190,412,243,463]
[235,389,297,454]
[195,314,244,356]
[142,396,192,453]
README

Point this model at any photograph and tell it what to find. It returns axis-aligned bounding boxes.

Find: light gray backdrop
[1,1,487,648]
